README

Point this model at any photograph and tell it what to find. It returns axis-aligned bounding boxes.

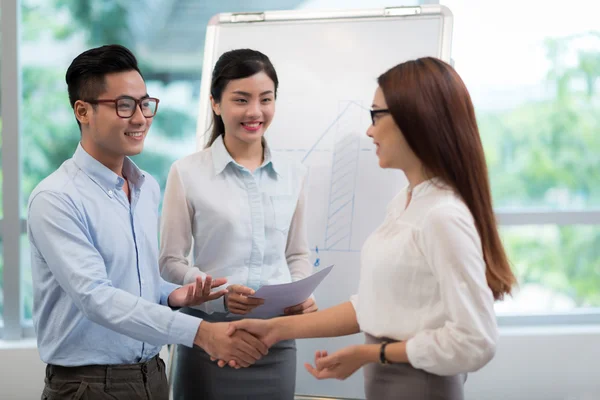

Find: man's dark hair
[65,44,142,127]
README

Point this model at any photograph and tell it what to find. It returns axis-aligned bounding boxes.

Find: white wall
[465,327,599,400]
[1,328,599,400]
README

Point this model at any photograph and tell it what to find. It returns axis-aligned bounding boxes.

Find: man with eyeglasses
[27,44,267,400]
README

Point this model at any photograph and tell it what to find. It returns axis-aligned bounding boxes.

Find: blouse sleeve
[285,176,312,282]
[406,204,498,375]
[159,163,205,286]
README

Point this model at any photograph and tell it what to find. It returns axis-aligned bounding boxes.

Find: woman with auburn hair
[223,57,516,400]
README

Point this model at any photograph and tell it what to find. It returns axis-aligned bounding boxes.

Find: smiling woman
[206,48,279,150]
[211,71,276,162]
[159,48,316,400]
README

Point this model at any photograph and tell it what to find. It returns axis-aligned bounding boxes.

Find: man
[28,44,267,400]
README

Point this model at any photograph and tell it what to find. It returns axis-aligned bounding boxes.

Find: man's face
[77,70,153,166]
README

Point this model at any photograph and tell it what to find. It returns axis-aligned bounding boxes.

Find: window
[442,0,600,316]
[5,0,598,338]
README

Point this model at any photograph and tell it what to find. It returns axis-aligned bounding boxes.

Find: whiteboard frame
[195,4,453,150]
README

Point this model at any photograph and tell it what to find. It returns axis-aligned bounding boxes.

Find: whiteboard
[196,5,453,399]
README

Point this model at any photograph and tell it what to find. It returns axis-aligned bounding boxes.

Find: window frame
[1,0,24,340]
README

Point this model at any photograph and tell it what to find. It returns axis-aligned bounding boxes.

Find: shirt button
[108,190,113,197]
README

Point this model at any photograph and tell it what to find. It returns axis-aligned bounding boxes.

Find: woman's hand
[284,297,318,315]
[225,284,265,315]
[305,345,370,380]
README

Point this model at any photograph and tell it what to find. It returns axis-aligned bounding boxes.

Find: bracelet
[379,341,390,365]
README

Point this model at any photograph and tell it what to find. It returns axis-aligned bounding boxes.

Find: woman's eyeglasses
[370,109,390,125]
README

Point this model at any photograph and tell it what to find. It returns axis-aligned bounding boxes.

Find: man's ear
[74,100,91,125]
[210,96,221,116]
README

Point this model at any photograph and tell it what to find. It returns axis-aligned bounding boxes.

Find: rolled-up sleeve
[29,191,201,348]
[159,163,205,285]
[286,176,312,282]
[406,204,498,375]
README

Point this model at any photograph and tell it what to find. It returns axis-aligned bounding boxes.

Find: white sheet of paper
[228,265,334,318]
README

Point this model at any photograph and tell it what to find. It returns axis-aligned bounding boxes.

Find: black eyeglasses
[370,109,390,125]
[86,96,160,118]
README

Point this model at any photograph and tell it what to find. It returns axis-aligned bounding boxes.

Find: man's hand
[194,321,268,367]
[284,297,318,315]
[225,284,264,315]
[212,318,281,368]
[168,276,227,308]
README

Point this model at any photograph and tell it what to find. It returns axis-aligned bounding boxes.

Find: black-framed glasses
[86,96,160,118]
[370,108,390,125]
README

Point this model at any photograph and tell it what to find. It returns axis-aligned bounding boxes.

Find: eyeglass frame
[370,108,390,125]
[84,96,160,118]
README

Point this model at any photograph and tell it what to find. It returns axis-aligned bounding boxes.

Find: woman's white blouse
[159,136,312,314]
[351,178,498,375]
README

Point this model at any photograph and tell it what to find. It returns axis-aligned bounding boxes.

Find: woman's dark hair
[207,49,278,147]
[378,57,516,300]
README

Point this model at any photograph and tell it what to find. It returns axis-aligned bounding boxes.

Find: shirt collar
[263,144,282,177]
[211,135,281,177]
[409,177,448,199]
[72,143,145,197]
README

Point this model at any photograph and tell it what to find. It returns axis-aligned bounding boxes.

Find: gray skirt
[363,333,467,400]
[171,308,296,400]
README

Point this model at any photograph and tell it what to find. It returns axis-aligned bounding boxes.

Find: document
[228,265,334,318]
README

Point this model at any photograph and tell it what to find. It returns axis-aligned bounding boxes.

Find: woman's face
[366,86,419,171]
[211,71,276,146]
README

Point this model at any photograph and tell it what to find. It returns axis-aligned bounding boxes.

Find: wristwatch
[379,341,391,365]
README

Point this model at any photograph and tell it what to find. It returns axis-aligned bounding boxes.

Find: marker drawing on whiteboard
[314,246,320,267]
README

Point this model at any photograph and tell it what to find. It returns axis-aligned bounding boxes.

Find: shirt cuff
[168,311,202,348]
[160,281,181,307]
[405,336,430,371]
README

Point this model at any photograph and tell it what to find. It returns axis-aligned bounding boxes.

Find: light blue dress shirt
[27,144,200,366]
[159,135,312,314]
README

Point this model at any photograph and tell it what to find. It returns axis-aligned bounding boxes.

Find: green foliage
[15,0,198,320]
[52,0,132,47]
[479,32,600,306]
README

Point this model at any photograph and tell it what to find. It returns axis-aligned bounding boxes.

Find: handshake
[186,282,318,368]
[193,317,277,368]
